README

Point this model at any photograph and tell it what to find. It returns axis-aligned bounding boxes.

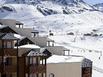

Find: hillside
[0,0,102,33]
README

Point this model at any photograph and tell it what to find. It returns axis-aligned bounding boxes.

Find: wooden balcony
[4,65,17,73]
[25,64,46,73]
[0,64,17,73]
[4,48,17,56]
[0,48,17,56]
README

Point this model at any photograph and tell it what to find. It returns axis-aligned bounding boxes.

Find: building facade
[0,33,47,77]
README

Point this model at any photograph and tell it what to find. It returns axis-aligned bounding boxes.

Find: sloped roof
[18,44,40,49]
[0,25,17,33]
[23,49,46,57]
[14,34,25,39]
[16,21,23,25]
[0,33,19,40]
[82,58,92,67]
[0,25,7,29]
[31,30,39,33]
[0,33,5,38]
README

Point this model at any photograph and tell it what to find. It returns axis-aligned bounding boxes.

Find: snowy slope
[0,3,102,33]
[0,0,97,30]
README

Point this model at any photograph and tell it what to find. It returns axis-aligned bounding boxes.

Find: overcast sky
[84,0,103,5]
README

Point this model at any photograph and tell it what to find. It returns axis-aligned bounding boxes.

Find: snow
[18,44,40,49]
[93,70,103,77]
[14,34,24,39]
[47,55,84,64]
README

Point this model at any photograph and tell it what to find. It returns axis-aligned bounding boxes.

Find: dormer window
[49,30,54,36]
[47,41,54,47]
[16,22,23,28]
[64,50,70,56]
[31,30,39,37]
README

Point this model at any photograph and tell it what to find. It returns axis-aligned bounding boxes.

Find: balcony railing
[0,48,17,56]
[26,64,46,73]
[0,64,17,73]
[4,65,17,73]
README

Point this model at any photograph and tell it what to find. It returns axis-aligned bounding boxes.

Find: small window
[7,41,12,48]
[49,73,54,77]
[64,50,70,56]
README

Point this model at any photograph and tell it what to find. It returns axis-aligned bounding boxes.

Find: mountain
[0,0,103,34]
[93,3,103,12]
[0,0,95,15]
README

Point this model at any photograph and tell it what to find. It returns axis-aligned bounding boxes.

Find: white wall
[47,62,82,77]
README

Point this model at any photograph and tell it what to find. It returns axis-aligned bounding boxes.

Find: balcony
[26,64,46,73]
[4,48,17,56]
[4,65,17,73]
[0,64,17,73]
[0,48,17,56]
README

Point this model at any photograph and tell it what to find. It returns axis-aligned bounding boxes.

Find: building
[0,19,49,77]
[0,19,92,77]
[0,19,54,47]
[0,33,47,77]
[47,55,92,77]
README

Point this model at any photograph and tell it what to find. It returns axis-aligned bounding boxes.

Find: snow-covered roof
[0,25,7,29]
[0,33,19,40]
[47,55,84,64]
[14,34,25,39]
[18,44,40,49]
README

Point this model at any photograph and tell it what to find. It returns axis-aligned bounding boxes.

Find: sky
[84,0,103,5]
[0,0,103,5]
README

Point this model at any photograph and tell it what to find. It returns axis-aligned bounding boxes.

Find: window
[4,57,12,65]
[49,73,54,77]
[3,41,13,48]
[64,50,70,56]
[7,41,12,48]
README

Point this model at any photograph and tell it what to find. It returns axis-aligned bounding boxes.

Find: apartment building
[0,26,47,77]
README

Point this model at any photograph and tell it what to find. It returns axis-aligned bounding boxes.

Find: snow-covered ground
[93,70,103,77]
